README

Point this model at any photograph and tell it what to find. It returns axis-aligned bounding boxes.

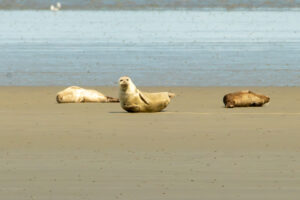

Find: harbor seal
[56,86,119,103]
[118,76,175,112]
[223,90,270,108]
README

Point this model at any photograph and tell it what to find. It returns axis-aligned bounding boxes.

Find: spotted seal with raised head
[118,76,175,112]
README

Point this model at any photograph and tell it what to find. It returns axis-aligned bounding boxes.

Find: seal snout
[265,96,270,103]
[119,76,130,88]
[119,81,128,88]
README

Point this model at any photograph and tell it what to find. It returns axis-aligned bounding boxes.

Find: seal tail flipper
[168,92,176,99]
[106,96,120,103]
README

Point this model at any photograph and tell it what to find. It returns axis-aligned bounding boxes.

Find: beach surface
[1,86,300,200]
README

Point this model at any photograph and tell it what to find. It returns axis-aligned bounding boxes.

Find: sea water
[0,11,300,86]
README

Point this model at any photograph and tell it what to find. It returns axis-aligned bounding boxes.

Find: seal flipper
[125,105,140,113]
[79,96,85,103]
[250,102,264,107]
[106,96,120,103]
[225,101,235,108]
[138,91,150,105]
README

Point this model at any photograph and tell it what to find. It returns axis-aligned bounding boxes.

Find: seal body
[56,86,119,103]
[223,90,270,108]
[118,76,175,112]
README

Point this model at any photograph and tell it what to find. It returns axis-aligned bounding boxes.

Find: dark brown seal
[223,90,270,108]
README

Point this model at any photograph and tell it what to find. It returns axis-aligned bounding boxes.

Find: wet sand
[1,86,300,200]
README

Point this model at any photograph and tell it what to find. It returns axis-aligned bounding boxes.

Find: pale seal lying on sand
[118,76,175,112]
[223,90,270,108]
[56,86,119,103]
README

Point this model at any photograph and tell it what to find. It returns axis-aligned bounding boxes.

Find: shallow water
[1,0,300,10]
[0,11,300,86]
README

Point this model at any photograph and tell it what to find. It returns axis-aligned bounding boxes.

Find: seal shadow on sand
[109,110,170,114]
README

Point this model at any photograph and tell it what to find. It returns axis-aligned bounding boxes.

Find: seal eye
[126,79,129,81]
